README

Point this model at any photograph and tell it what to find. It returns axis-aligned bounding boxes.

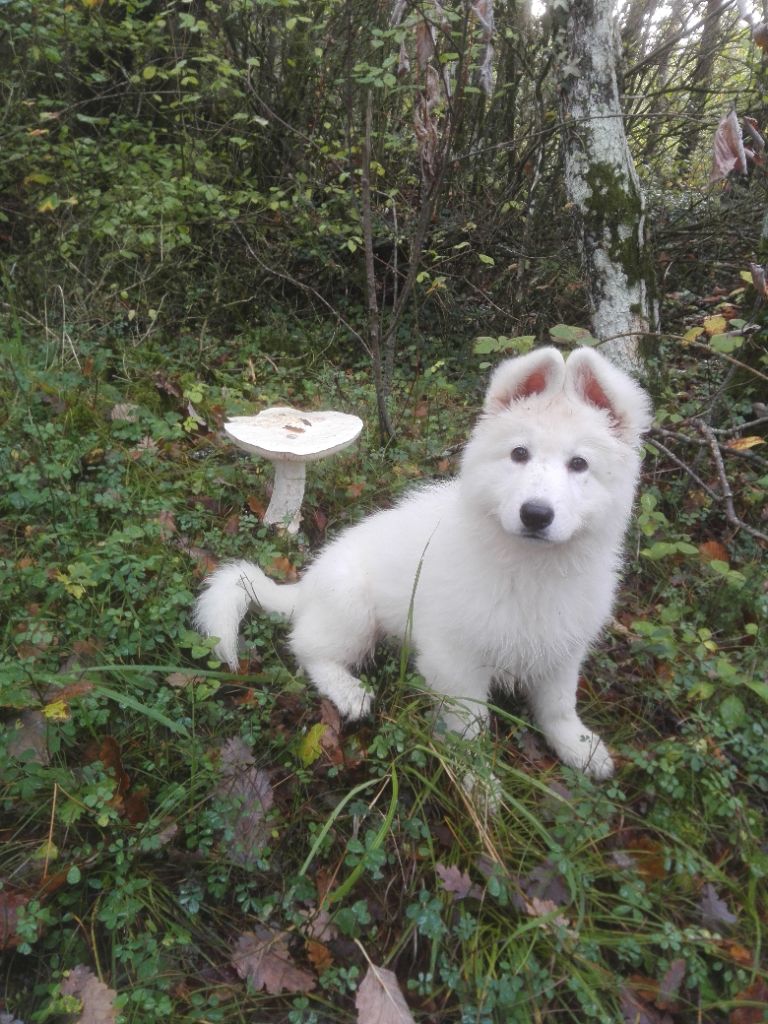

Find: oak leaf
[699,882,737,929]
[231,927,316,994]
[435,863,482,900]
[216,738,274,866]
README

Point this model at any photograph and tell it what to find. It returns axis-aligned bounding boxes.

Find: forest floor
[1,281,767,1024]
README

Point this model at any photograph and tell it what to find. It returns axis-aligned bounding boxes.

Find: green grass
[0,321,766,1024]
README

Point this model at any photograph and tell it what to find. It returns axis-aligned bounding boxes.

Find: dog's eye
[511,446,530,464]
[569,456,589,473]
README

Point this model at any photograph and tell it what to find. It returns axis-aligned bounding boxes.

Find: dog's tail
[193,559,298,670]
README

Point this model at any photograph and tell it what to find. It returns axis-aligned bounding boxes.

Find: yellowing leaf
[681,326,702,345]
[703,315,727,336]
[37,195,59,213]
[23,172,52,186]
[740,270,754,283]
[726,435,765,451]
[298,723,328,766]
[33,840,59,861]
[43,699,70,721]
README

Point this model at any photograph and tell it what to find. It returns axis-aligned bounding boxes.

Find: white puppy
[194,346,651,779]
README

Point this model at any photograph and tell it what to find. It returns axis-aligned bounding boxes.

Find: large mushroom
[224,407,364,534]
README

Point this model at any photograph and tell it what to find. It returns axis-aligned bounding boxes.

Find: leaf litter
[215,737,274,867]
[231,926,315,994]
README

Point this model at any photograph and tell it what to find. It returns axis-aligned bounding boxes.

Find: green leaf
[549,323,597,345]
[745,680,768,703]
[473,336,501,354]
[477,253,495,266]
[710,334,744,354]
[67,865,81,885]
[719,694,746,728]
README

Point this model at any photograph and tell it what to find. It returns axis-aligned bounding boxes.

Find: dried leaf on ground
[435,863,482,900]
[657,957,686,1009]
[699,882,737,929]
[7,711,49,765]
[154,510,177,539]
[109,402,139,422]
[522,896,574,934]
[305,938,334,973]
[619,984,672,1024]
[165,672,204,689]
[60,965,118,1024]
[520,857,569,906]
[730,979,768,1024]
[231,927,315,994]
[699,539,729,563]
[0,891,29,949]
[216,738,274,866]
[355,964,415,1024]
[299,904,338,943]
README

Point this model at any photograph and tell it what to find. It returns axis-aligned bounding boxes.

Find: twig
[695,419,768,544]
[362,92,395,442]
[688,339,768,384]
[712,415,768,436]
[645,431,720,501]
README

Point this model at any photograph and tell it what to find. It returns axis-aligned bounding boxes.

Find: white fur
[194,347,652,779]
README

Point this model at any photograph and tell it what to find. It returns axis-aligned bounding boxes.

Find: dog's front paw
[579,736,614,780]
[462,769,503,812]
[336,688,373,721]
[547,724,615,780]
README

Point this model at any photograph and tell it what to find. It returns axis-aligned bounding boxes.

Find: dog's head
[461,346,653,546]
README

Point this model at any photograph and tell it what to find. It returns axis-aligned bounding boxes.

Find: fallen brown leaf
[0,891,29,949]
[216,738,274,866]
[60,965,118,1024]
[699,539,729,564]
[730,980,768,1024]
[355,964,415,1024]
[231,926,316,994]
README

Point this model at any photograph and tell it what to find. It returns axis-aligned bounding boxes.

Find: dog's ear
[564,347,653,445]
[484,347,566,414]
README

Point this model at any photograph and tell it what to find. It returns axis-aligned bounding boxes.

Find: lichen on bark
[557,0,657,372]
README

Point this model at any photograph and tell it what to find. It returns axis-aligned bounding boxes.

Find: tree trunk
[676,0,724,164]
[557,0,656,373]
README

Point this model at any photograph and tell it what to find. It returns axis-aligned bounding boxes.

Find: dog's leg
[526,662,614,779]
[416,647,492,737]
[300,659,373,720]
[289,588,376,720]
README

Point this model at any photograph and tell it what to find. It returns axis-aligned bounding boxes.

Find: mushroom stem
[265,460,307,534]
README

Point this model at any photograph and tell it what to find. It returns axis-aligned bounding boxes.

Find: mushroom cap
[224,407,364,462]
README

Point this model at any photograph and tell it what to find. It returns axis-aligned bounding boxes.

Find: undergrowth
[0,310,766,1024]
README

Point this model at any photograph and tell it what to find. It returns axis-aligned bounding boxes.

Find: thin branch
[695,419,768,544]
[646,431,721,501]
[688,340,768,384]
[361,93,395,441]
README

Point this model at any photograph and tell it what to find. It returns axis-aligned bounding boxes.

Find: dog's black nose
[520,501,554,532]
